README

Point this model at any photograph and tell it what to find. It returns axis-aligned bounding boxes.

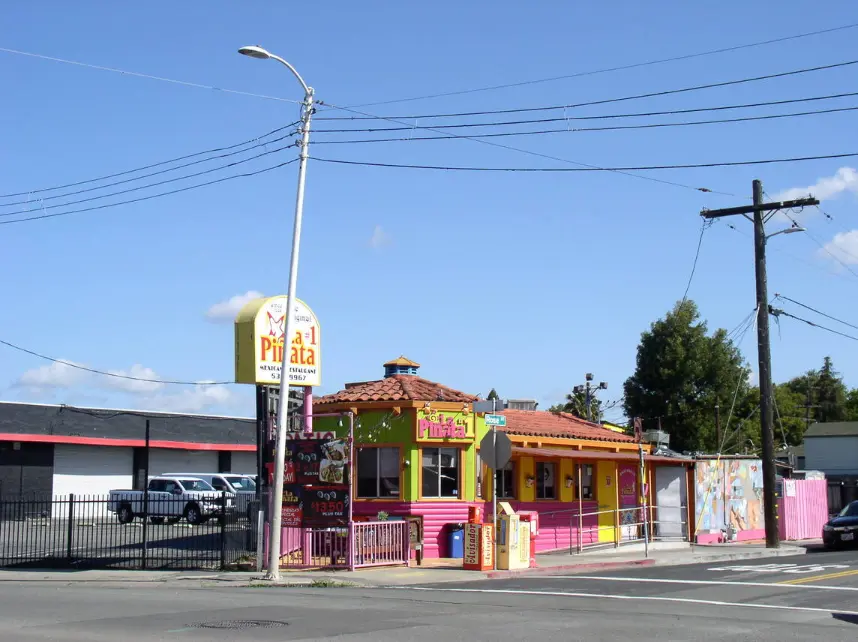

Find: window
[210,477,229,491]
[580,463,595,500]
[536,462,556,499]
[178,479,214,492]
[422,447,460,498]
[357,447,400,498]
[494,461,515,499]
[225,476,256,491]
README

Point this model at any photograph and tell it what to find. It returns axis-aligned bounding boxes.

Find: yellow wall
[559,459,576,503]
[518,456,536,502]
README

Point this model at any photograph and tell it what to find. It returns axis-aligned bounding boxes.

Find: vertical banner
[281,436,350,528]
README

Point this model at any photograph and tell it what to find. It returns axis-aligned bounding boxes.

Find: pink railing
[264,521,409,570]
[352,521,409,569]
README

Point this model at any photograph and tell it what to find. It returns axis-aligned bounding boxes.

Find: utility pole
[701,180,818,549]
[573,373,608,423]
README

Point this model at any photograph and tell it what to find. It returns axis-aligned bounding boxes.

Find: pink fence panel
[353,521,409,569]
[778,479,828,541]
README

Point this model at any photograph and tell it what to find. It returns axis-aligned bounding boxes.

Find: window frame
[420,446,463,500]
[356,445,401,499]
[494,461,516,499]
[578,463,595,500]
[536,461,557,500]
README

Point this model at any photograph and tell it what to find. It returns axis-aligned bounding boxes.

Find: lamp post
[238,44,314,581]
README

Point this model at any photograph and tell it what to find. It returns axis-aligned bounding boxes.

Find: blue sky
[2,1,858,421]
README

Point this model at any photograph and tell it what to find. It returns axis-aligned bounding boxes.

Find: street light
[238,44,315,582]
[766,226,806,241]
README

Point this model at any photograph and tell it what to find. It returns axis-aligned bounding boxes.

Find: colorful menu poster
[287,438,349,486]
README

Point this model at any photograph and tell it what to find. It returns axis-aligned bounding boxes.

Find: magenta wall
[778,479,828,541]
[355,500,602,557]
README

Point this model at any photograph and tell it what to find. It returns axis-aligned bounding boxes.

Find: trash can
[448,524,465,558]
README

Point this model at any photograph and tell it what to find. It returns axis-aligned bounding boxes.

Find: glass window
[225,476,256,490]
[536,462,556,499]
[580,463,595,500]
[210,477,228,491]
[357,447,400,498]
[422,447,460,498]
[494,461,515,499]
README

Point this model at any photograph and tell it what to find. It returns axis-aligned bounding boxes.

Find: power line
[770,308,858,342]
[0,338,233,385]
[774,294,858,332]
[0,47,303,105]
[778,210,858,278]
[681,219,712,303]
[313,151,858,173]
[341,22,858,108]
[319,58,858,120]
[0,156,298,226]
[319,102,730,196]
[1,142,298,218]
[316,91,858,131]
[311,104,858,144]
[0,121,299,203]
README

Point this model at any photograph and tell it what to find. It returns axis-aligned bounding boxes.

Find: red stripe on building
[0,433,255,451]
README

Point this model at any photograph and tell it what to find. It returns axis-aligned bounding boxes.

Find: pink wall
[355,500,601,557]
[778,479,829,541]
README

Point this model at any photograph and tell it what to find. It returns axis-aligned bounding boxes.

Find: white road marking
[544,575,858,592]
[404,587,858,617]
[707,563,849,574]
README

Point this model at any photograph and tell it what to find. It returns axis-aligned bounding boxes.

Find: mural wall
[694,459,764,543]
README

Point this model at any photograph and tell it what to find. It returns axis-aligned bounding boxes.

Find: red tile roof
[314,375,479,405]
[500,409,637,443]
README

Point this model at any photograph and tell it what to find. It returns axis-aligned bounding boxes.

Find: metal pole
[491,398,498,571]
[752,179,779,549]
[639,444,649,557]
[714,403,721,452]
[255,386,266,500]
[585,382,592,423]
[267,84,315,581]
[142,419,150,570]
[577,464,583,553]
[347,412,355,571]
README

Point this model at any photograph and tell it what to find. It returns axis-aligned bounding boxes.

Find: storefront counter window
[495,461,515,499]
[536,462,556,499]
[580,463,595,500]
[357,446,401,498]
[422,447,460,498]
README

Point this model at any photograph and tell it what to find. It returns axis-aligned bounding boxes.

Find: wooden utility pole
[701,180,818,549]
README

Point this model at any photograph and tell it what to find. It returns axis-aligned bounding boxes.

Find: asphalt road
[1,551,858,640]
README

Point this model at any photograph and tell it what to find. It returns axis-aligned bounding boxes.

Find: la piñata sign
[234,295,322,386]
[416,411,473,442]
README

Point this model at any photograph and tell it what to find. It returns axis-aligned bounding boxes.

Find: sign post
[475,399,510,571]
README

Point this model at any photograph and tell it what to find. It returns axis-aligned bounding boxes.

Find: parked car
[160,473,257,519]
[108,476,234,525]
[823,500,858,548]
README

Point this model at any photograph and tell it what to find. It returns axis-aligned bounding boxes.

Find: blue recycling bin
[448,525,464,558]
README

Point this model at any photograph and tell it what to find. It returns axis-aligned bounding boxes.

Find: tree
[549,389,603,422]
[486,388,499,401]
[728,384,806,453]
[784,356,849,425]
[846,388,858,422]
[623,300,749,454]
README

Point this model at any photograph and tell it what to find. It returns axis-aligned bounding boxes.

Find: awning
[511,446,689,465]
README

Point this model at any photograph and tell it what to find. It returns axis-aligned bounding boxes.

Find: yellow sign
[234,295,321,386]
[415,410,474,442]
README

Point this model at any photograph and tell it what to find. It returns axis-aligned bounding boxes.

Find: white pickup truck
[108,476,234,525]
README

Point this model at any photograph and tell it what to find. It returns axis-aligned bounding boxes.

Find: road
[0,549,857,640]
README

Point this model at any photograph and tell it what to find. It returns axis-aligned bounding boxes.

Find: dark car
[823,500,858,548]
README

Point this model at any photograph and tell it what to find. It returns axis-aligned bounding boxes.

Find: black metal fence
[0,493,259,570]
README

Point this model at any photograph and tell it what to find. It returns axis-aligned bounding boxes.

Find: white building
[0,402,258,499]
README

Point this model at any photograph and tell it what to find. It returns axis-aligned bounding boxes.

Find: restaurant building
[313,357,694,558]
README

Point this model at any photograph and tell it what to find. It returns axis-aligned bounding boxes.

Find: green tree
[623,300,749,454]
[784,356,849,424]
[549,389,603,422]
[727,384,806,453]
[486,388,499,401]
[845,388,858,422]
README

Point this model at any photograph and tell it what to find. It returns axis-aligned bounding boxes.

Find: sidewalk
[0,539,823,588]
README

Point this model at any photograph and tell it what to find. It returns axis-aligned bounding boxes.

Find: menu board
[281,485,303,527]
[301,486,350,526]
[287,438,349,486]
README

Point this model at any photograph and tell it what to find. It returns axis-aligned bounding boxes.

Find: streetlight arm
[267,53,312,98]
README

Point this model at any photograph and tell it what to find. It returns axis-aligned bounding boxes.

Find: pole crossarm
[700,197,819,219]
